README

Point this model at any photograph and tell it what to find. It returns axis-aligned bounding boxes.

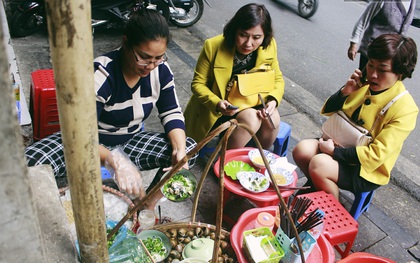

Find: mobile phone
[227,105,239,110]
[360,67,367,85]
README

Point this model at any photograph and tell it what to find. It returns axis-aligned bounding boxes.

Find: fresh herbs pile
[143,236,167,261]
[162,173,195,201]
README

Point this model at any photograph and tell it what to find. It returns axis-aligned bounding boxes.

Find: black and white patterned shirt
[94,48,185,146]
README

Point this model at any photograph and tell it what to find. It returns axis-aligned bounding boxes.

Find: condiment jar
[255,212,275,231]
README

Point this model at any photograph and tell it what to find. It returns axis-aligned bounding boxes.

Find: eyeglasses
[132,49,168,67]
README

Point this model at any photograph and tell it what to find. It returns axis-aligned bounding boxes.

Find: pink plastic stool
[337,252,396,263]
[300,191,359,258]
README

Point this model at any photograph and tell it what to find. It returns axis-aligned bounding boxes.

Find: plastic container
[243,227,285,263]
[255,212,275,231]
[137,209,156,233]
[275,228,316,263]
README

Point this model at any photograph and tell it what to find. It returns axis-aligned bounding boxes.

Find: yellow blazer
[184,34,285,142]
[321,81,419,185]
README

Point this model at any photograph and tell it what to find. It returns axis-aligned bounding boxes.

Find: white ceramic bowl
[265,167,294,187]
[237,171,270,193]
[248,149,277,169]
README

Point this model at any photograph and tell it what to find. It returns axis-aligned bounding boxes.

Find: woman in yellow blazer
[293,34,418,200]
[184,3,285,149]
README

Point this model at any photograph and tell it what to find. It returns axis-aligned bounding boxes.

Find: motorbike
[9,0,210,38]
[297,0,318,19]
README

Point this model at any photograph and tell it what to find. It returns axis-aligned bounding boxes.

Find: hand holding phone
[227,104,239,110]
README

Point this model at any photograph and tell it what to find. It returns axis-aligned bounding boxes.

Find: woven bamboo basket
[109,120,306,263]
[59,185,138,228]
[152,222,236,262]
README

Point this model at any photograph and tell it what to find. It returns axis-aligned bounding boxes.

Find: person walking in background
[294,34,418,200]
[347,0,416,70]
[25,8,197,209]
[184,3,284,149]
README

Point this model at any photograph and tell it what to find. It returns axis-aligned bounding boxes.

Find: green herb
[106,227,116,248]
[143,236,167,261]
[247,175,268,191]
[260,178,268,187]
[162,173,195,201]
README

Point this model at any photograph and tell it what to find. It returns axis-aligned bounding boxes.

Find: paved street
[3,1,420,261]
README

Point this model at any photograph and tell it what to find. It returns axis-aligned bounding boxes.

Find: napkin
[272,157,297,173]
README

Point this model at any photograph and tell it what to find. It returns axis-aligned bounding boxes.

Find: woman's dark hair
[223,3,273,50]
[368,34,417,80]
[124,8,171,47]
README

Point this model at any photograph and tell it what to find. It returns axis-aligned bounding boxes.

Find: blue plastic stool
[273,122,291,157]
[198,142,217,158]
[101,166,112,180]
[349,190,375,220]
[198,121,292,158]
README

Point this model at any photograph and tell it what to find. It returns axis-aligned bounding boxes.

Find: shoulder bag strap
[369,90,409,133]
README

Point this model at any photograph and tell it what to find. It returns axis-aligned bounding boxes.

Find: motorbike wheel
[298,0,318,19]
[170,0,204,28]
[149,0,170,22]
[10,9,44,37]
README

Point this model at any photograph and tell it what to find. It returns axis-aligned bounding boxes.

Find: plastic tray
[213,148,297,207]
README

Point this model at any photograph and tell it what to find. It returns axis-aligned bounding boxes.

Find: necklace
[234,52,253,66]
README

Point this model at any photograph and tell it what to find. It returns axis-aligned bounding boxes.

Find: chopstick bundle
[296,209,324,235]
[278,196,324,239]
[290,197,313,224]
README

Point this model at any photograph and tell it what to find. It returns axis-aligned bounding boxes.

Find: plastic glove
[105,147,145,199]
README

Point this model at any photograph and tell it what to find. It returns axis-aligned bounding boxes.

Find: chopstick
[158,205,162,224]
[238,185,311,192]
[258,94,276,130]
[273,185,312,191]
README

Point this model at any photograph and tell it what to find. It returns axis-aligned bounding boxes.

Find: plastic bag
[107,220,153,263]
[105,147,145,199]
[103,192,132,229]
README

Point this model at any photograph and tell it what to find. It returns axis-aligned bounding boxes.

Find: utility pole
[45,0,108,261]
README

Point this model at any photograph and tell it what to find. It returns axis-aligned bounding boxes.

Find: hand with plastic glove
[105,147,145,199]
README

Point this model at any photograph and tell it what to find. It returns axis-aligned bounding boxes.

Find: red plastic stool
[300,191,359,258]
[30,69,60,141]
[337,252,396,263]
